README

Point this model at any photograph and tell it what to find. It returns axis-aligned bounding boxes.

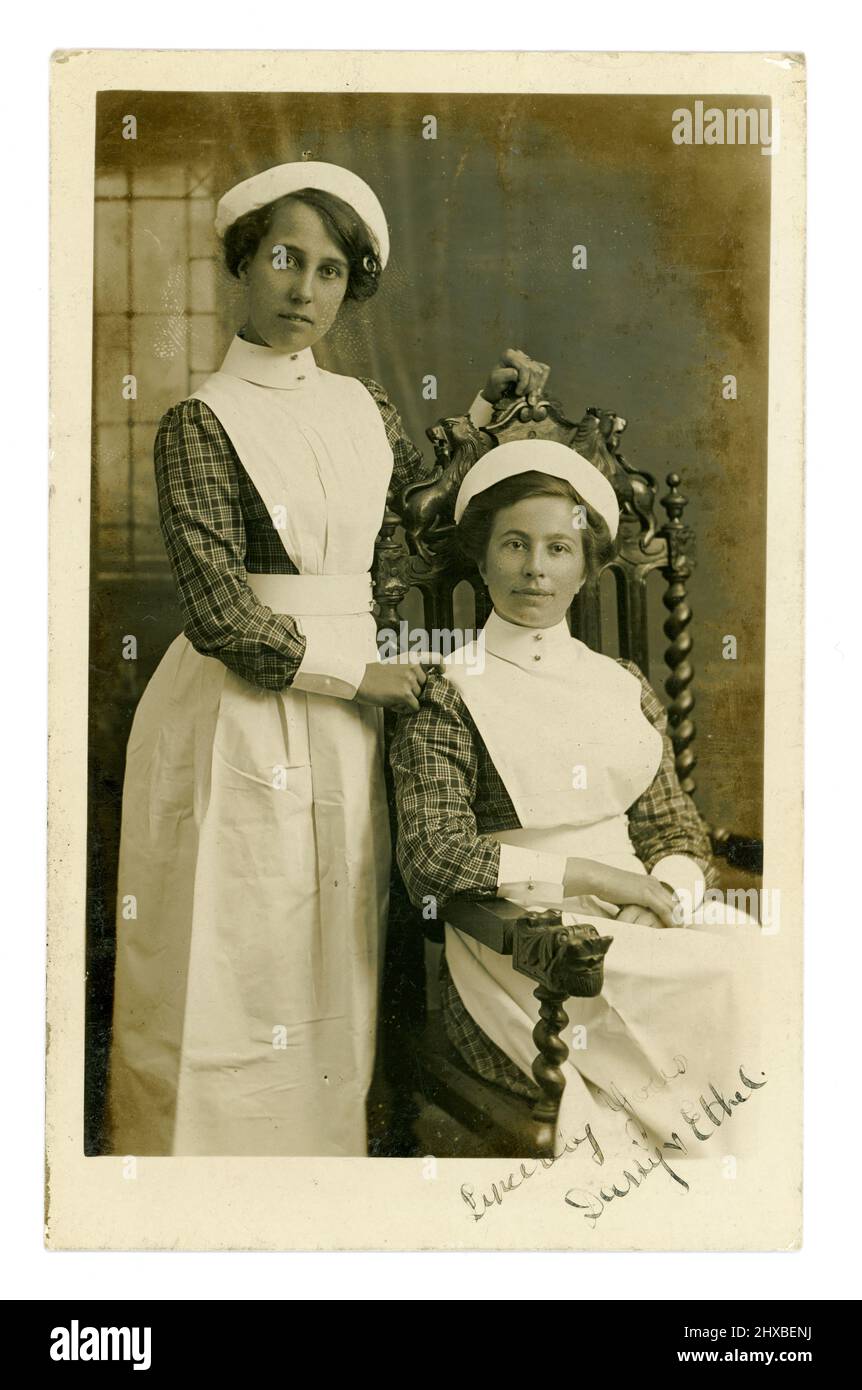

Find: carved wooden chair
[371,389,749,1160]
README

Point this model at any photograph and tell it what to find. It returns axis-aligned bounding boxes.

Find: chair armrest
[439,894,527,953]
[442,894,613,997]
[711,828,763,875]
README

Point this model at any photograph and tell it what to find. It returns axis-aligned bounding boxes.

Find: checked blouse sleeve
[389,672,504,911]
[154,398,311,693]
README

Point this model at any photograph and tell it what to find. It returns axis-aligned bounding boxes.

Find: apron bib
[444,618,662,829]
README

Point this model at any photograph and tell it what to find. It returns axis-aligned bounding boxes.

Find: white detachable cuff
[290,626,367,700]
[468,392,494,429]
[651,854,707,921]
[497,842,568,905]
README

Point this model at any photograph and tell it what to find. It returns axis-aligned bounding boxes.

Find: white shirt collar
[481,610,581,673]
[219,335,319,390]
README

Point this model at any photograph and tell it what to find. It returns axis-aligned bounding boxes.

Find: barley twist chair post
[659,472,697,796]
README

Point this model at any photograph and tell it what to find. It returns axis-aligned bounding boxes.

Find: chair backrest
[373,392,699,794]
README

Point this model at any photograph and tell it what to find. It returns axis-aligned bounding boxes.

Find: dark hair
[456,470,616,582]
[222,187,382,301]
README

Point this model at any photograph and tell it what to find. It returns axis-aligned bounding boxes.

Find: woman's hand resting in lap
[355,656,440,714]
[615,905,675,930]
[563,857,680,929]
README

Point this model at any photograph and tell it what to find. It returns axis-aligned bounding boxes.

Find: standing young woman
[107,161,548,1156]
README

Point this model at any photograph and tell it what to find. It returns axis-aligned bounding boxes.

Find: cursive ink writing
[565,1128,691,1227]
[679,1065,767,1143]
[633,1054,688,1103]
[564,1064,767,1226]
[460,1122,604,1222]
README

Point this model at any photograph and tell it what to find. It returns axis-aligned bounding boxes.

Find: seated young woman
[390,439,765,1156]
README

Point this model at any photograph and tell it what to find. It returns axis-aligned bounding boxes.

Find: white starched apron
[108,342,393,1156]
[442,616,766,1158]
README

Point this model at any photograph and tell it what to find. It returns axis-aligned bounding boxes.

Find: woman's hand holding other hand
[563,858,680,929]
[482,348,550,408]
[615,904,676,930]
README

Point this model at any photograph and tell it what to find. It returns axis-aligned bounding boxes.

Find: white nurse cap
[454,438,620,539]
[214,160,390,268]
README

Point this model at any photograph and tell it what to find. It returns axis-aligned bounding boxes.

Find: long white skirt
[107,635,390,1156]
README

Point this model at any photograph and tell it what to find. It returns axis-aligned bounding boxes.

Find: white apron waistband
[247,572,373,617]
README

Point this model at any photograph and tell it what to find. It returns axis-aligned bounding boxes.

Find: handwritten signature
[459,1061,767,1225]
[564,1065,767,1226]
[459,1055,689,1223]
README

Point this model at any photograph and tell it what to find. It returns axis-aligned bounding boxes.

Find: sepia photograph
[47,48,805,1250]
